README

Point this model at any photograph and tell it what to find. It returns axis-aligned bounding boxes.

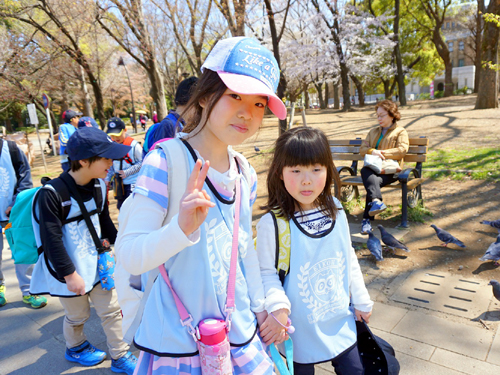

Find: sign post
[42,94,56,155]
[27,103,48,173]
[430,81,435,100]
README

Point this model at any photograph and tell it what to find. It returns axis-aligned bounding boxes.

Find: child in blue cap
[30,127,138,374]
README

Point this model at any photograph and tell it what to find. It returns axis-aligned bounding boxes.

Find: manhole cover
[390,270,491,319]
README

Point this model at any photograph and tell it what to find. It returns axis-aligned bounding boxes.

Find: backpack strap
[123,136,189,345]
[7,140,22,181]
[121,138,137,165]
[122,137,134,146]
[270,209,291,286]
[34,174,104,225]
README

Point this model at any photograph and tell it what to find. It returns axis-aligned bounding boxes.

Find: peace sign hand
[178,159,215,236]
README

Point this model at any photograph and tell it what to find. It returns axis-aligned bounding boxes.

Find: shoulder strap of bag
[59,173,103,252]
[270,339,294,375]
[33,176,72,225]
[7,140,22,181]
[123,137,189,344]
[122,137,134,146]
[158,176,242,340]
[270,209,291,286]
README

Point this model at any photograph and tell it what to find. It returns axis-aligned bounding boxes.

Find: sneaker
[65,341,106,366]
[369,200,387,215]
[23,295,48,309]
[111,352,138,374]
[361,219,372,235]
[0,285,6,307]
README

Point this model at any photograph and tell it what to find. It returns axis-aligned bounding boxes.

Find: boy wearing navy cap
[29,127,137,374]
[105,117,143,210]
[59,109,82,172]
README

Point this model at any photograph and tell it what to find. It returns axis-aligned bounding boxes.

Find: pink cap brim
[218,72,287,120]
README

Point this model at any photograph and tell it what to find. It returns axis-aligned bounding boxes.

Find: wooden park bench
[329,136,429,228]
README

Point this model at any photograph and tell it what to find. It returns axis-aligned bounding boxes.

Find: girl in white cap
[116,37,286,375]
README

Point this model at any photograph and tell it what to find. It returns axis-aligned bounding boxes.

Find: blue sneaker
[361,219,372,235]
[369,200,387,215]
[65,341,106,366]
[111,352,138,374]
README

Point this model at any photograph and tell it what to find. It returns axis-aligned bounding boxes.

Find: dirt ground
[28,94,500,284]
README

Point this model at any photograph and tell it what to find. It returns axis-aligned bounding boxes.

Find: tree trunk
[474,0,485,93]
[315,82,325,108]
[87,72,106,129]
[5,118,13,133]
[80,66,93,117]
[475,0,500,109]
[350,75,365,107]
[433,31,454,96]
[382,78,391,99]
[333,83,340,109]
[394,0,407,105]
[147,59,168,121]
[303,82,310,109]
[337,54,351,110]
[264,0,287,134]
[324,83,329,109]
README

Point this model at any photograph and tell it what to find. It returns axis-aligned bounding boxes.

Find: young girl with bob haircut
[115,37,287,375]
[256,127,373,375]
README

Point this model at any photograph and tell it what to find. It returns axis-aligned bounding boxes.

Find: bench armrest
[398,167,421,183]
[337,166,356,176]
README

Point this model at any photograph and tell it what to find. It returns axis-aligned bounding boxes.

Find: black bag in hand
[356,320,400,375]
[113,173,125,200]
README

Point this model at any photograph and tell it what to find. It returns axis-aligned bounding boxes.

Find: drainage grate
[390,271,491,318]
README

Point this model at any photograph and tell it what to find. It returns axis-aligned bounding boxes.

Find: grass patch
[424,147,500,181]
[390,201,433,224]
[378,204,394,219]
[342,196,365,214]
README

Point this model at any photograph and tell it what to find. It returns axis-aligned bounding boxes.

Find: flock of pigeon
[365,219,500,302]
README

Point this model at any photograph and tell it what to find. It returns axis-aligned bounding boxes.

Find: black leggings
[293,343,364,375]
[361,167,397,219]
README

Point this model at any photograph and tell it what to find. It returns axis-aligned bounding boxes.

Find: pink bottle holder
[197,319,232,375]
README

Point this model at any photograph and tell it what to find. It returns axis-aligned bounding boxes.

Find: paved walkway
[1,242,499,374]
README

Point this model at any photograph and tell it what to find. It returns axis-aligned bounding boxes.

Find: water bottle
[197,318,232,375]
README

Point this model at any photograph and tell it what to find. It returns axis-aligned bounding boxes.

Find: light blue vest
[0,141,17,222]
[134,152,257,356]
[112,139,139,185]
[282,208,357,364]
[30,179,107,297]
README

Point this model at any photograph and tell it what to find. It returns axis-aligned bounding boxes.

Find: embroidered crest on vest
[297,254,348,324]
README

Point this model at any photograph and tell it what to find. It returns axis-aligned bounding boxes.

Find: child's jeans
[58,282,129,359]
[293,343,364,375]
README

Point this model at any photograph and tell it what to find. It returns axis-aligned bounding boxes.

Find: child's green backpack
[5,186,44,264]
[4,177,99,264]
[269,209,291,285]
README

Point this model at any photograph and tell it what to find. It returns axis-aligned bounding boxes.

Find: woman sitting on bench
[359,99,409,234]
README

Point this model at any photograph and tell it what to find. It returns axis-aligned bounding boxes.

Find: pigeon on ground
[430,224,466,247]
[367,230,383,261]
[254,146,261,152]
[480,219,500,232]
[489,280,500,302]
[377,225,410,252]
[479,234,500,265]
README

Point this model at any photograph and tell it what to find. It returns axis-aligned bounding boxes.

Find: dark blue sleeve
[12,147,33,206]
[154,118,176,141]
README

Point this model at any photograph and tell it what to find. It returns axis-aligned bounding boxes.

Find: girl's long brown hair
[263,127,341,220]
[180,69,228,135]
